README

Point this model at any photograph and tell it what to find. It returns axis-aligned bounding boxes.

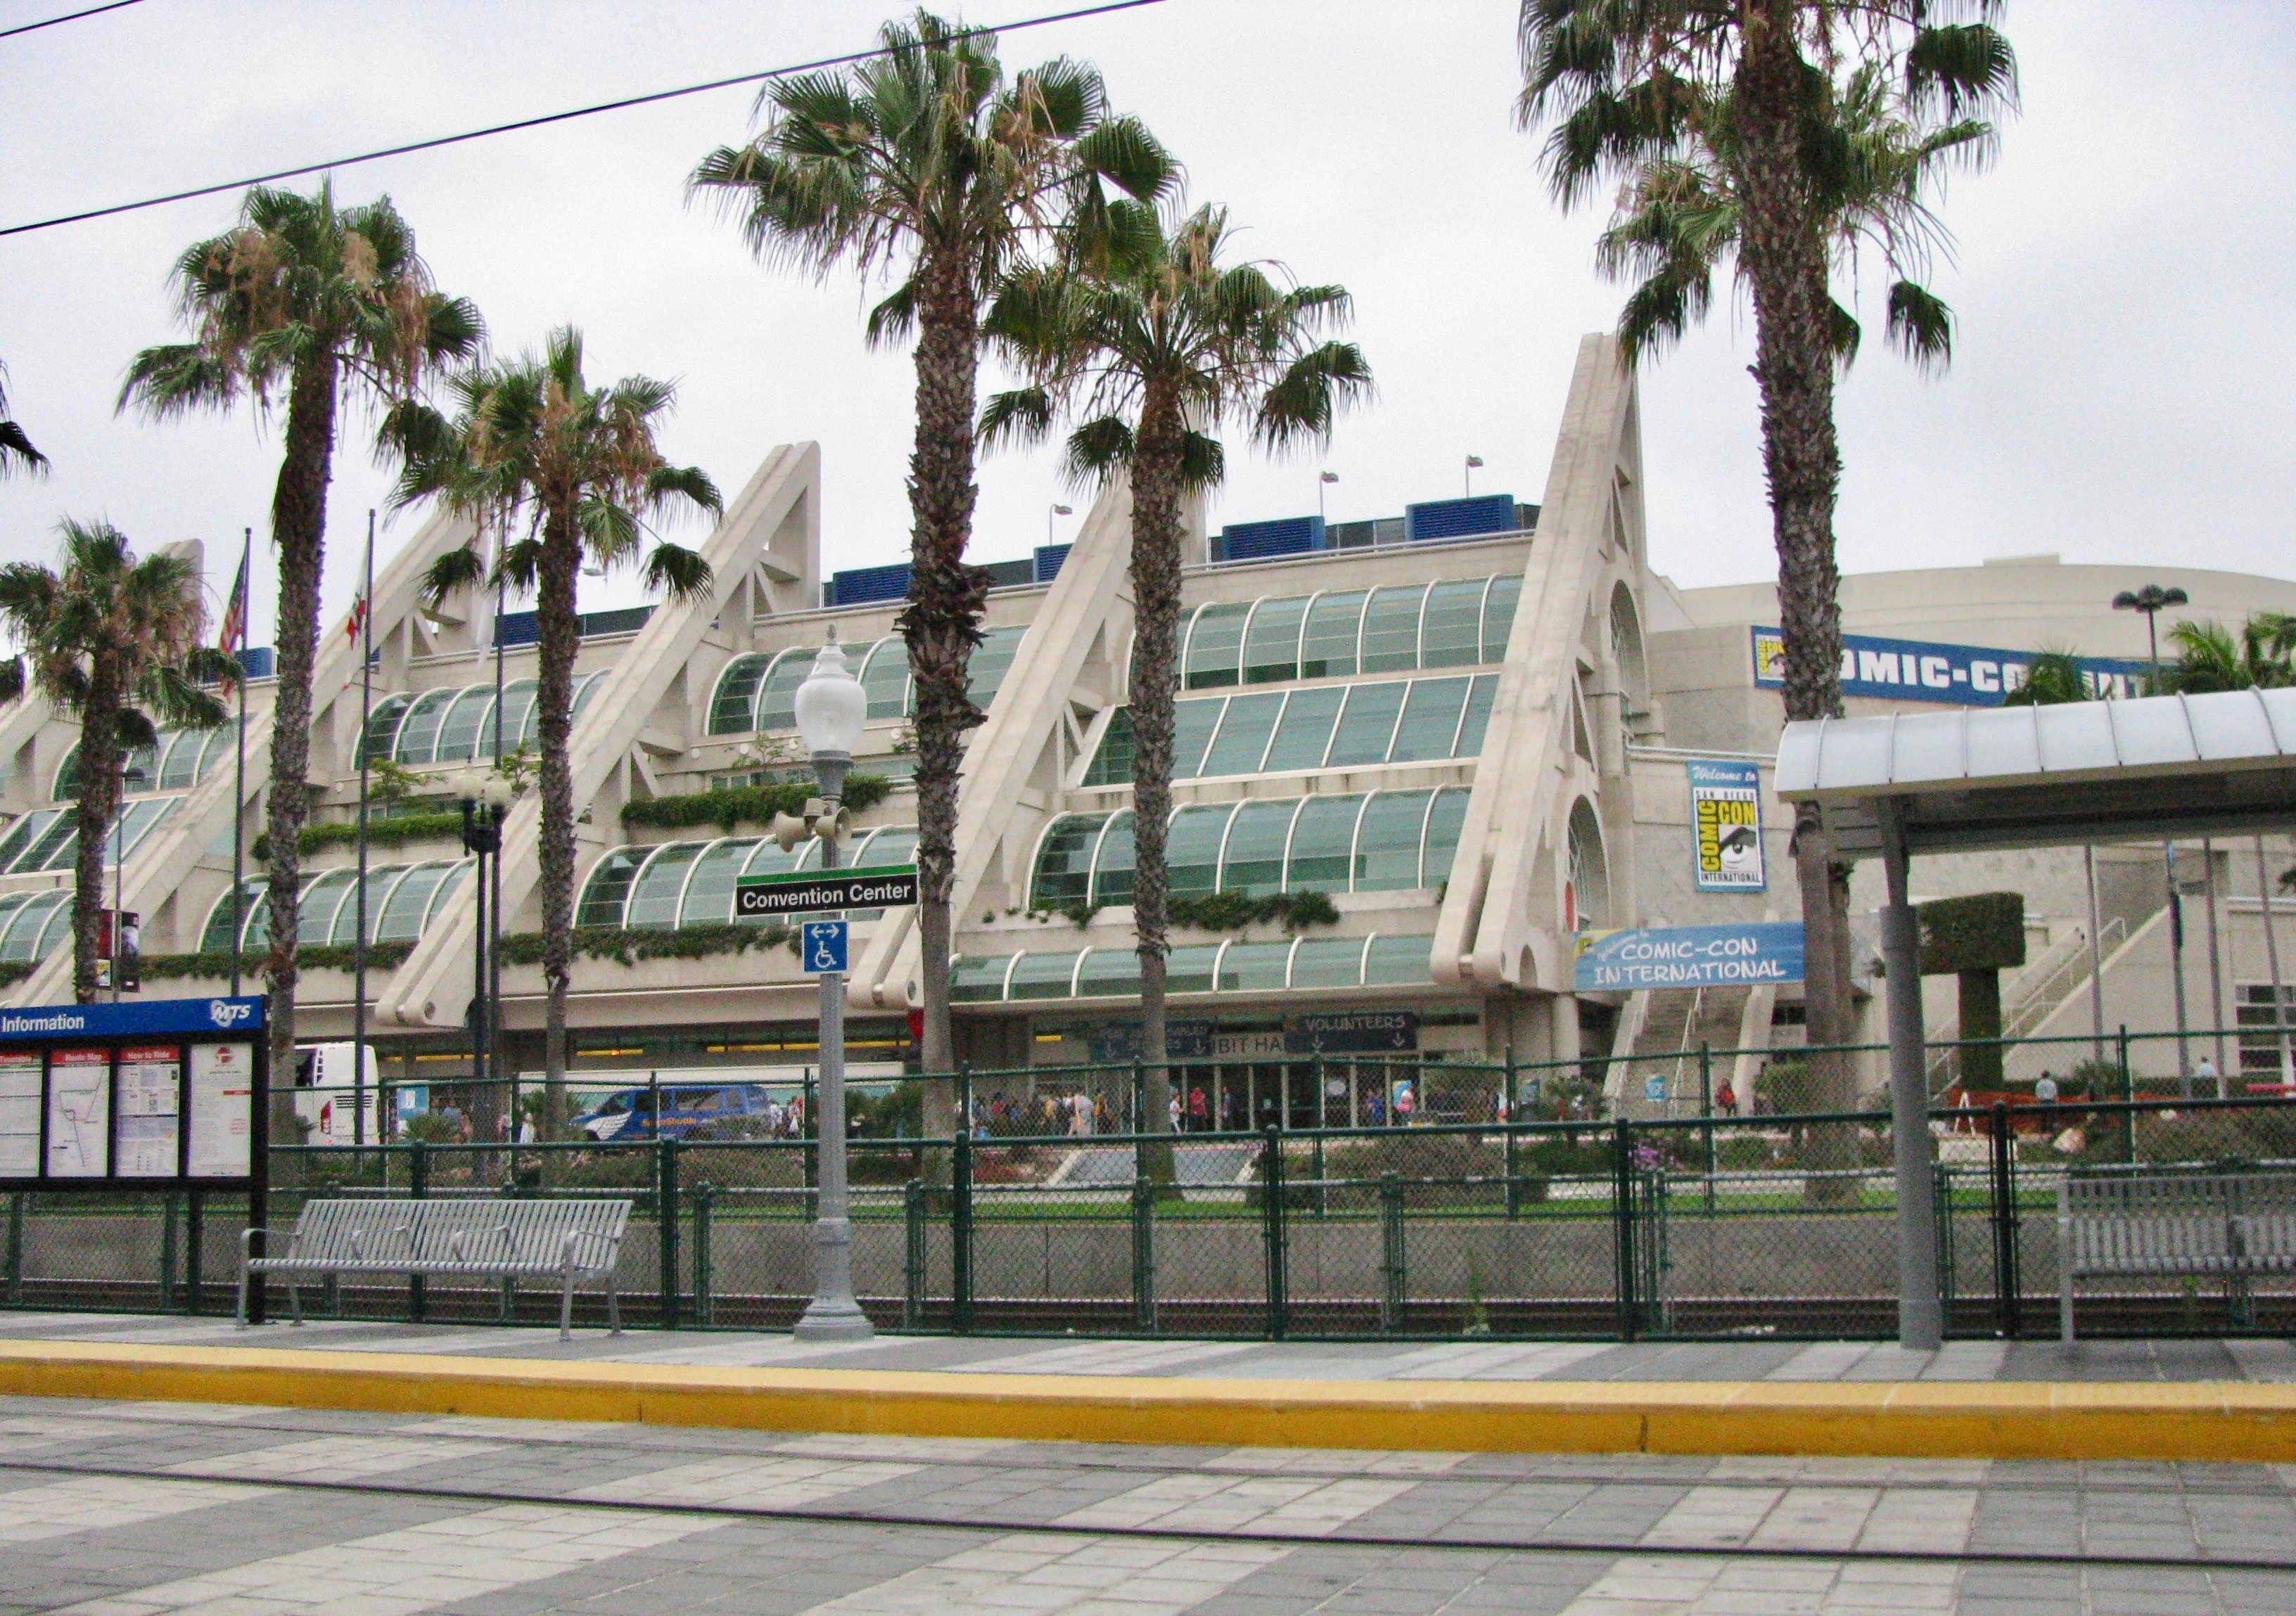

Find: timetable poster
[0,1050,37,1175]
[46,1048,110,1177]
[115,1044,182,1178]
[188,1041,253,1179]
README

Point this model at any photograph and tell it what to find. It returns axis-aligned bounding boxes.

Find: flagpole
[229,527,250,999]
[352,511,375,1148]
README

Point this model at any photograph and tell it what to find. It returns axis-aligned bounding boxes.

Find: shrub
[1167,889,1341,934]
[497,923,796,968]
[299,813,464,853]
[619,774,891,834]
[144,941,414,980]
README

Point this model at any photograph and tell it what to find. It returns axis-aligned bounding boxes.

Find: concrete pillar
[1877,799,1944,1352]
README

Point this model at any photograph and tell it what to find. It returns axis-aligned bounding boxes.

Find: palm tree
[388,327,718,1131]
[0,361,46,478]
[120,181,480,1075]
[1517,2,2015,1059]
[1999,650,2092,707]
[0,522,229,1001]
[2160,615,2296,694]
[691,9,1174,1094]
[983,204,1370,1150]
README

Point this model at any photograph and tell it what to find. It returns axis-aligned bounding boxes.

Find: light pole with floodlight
[1048,504,1072,549]
[1463,455,1484,497]
[791,635,874,1340]
[1318,470,1337,523]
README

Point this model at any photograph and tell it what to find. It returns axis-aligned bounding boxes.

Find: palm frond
[978,386,1057,451]
[642,541,715,604]
[1884,280,1954,375]
[419,543,487,610]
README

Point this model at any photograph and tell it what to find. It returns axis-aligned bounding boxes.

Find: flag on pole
[345,589,369,648]
[216,548,249,693]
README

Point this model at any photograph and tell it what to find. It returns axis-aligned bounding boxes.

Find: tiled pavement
[0,1391,2292,1613]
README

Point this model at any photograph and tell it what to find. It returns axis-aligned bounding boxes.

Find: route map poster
[188,1041,253,1179]
[0,1051,37,1176]
[46,1047,109,1177]
[115,1044,181,1177]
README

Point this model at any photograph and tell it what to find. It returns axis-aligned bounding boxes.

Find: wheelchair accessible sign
[801,920,848,974]
[1575,922,1805,991]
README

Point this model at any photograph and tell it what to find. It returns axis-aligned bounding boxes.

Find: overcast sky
[1,0,2289,645]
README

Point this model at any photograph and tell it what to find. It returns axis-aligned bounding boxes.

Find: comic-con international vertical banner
[1688,758,1766,892]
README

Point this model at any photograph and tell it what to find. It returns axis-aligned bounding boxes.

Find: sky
[0,0,2290,647]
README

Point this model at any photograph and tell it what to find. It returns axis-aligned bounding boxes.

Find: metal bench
[2058,1174,2296,1346]
[239,1197,630,1340]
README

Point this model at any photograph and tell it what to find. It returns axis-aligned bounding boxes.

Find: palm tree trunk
[69,669,122,1005]
[904,254,988,1146]
[534,504,582,1136]
[1128,392,1187,1178]
[262,353,339,1095]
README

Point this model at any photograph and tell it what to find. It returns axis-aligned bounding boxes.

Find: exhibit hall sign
[1687,759,1765,892]
[1750,627,2146,707]
[1574,923,1806,992]
[735,863,918,919]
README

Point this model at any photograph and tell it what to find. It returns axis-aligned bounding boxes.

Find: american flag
[216,549,249,692]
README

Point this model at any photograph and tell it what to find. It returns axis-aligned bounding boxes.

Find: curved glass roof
[360,672,606,767]
[576,825,920,931]
[53,726,231,800]
[0,889,75,964]
[952,934,1435,1003]
[1083,674,1497,786]
[707,629,1026,736]
[200,859,473,954]
[0,798,177,879]
[1176,575,1518,691]
[1031,788,1469,911]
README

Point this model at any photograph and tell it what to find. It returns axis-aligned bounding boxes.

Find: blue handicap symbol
[803,920,848,973]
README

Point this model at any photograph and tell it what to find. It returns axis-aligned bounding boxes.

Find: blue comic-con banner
[1751,627,2148,707]
[1575,923,1805,992]
[1687,759,1765,892]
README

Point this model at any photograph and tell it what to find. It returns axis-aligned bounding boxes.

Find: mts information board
[1575,923,1806,992]
[1752,627,2147,706]
[0,996,266,1189]
[1687,759,1766,892]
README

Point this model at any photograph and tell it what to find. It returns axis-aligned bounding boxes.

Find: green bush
[1917,891,2026,973]
[496,923,796,968]
[1167,889,1340,934]
[144,941,414,980]
[300,814,464,853]
[619,774,891,834]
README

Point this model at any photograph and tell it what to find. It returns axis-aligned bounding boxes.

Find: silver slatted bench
[238,1197,631,1340]
[2058,1174,2296,1346]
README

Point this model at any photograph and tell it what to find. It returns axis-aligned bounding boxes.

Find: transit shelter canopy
[1775,688,2296,855]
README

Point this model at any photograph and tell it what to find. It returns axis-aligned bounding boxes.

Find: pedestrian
[1715,1078,1737,1118]
[1189,1085,1209,1132]
[2034,1070,2059,1105]
[2194,1055,2221,1098]
[1169,1092,1182,1131]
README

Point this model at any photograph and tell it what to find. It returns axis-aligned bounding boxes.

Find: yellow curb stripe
[0,1338,2290,1463]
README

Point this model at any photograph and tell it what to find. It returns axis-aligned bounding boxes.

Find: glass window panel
[1090,809,1135,906]
[967,627,1026,710]
[361,693,413,764]
[1289,935,1367,989]
[1,893,62,961]
[1165,944,1221,995]
[1241,596,1308,684]
[0,897,34,961]
[1182,603,1249,690]
[1171,698,1223,780]
[240,883,274,951]
[25,814,79,873]
[860,638,911,719]
[157,730,203,790]
[1455,674,1499,757]
[570,670,609,723]
[1354,790,1434,892]
[1197,692,1284,778]
[1481,574,1522,662]
[120,740,160,794]
[1421,579,1487,667]
[1422,787,1470,888]
[51,744,80,800]
[1260,686,1344,774]
[575,847,647,929]
[117,797,174,861]
[421,862,471,934]
[1007,951,1080,1000]
[708,654,771,734]
[1166,804,1235,897]
[1325,681,1408,767]
[201,881,260,953]
[857,826,916,868]
[0,809,55,871]
[1083,707,1134,786]
[1075,948,1141,998]
[1388,677,1472,763]
[393,687,457,764]
[196,726,234,781]
[1286,795,1365,892]
[1220,940,1292,992]
[29,896,73,962]
[951,955,1013,1002]
[331,866,405,945]
[1360,584,1427,672]
[483,679,532,759]
[431,686,495,764]
[1031,814,1108,908]
[375,864,451,942]
[1299,591,1364,680]
[755,648,815,731]
[625,842,704,930]
[680,838,759,929]
[298,868,358,943]
[1363,933,1434,986]
[1218,800,1297,897]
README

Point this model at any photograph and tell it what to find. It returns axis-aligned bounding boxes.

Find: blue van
[573,1083,781,1141]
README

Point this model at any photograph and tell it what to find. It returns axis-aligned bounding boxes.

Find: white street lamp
[791,631,873,1341]
[1318,470,1338,523]
[1463,454,1484,497]
[1047,503,1073,549]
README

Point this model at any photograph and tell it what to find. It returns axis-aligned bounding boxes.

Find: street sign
[736,863,918,919]
[801,920,849,974]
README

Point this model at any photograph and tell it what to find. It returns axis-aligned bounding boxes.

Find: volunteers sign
[736,863,918,918]
[1751,627,2146,707]
[1575,923,1805,991]
[1687,759,1765,892]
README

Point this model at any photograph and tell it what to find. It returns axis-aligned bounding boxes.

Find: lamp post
[1318,470,1337,523]
[1463,454,1484,497]
[110,760,146,1002]
[1047,503,1072,549]
[792,634,873,1341]
[2115,583,2193,1091]
[456,767,512,1130]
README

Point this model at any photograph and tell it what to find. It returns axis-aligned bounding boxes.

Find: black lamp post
[2115,583,2194,1090]
[456,769,511,1122]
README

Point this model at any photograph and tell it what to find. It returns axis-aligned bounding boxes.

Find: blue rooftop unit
[492,605,656,648]
[826,562,913,608]
[1214,514,1325,565]
[1033,544,1071,584]
[1404,494,1520,544]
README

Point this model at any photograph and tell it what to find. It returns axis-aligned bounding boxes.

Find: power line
[0,0,148,41]
[0,0,1164,240]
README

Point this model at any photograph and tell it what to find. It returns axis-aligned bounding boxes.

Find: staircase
[1609,985,1754,1115]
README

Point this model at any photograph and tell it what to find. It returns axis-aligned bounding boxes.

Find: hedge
[1917,891,2026,974]
[497,922,798,968]
[1166,889,1341,934]
[141,940,415,980]
[618,774,891,834]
